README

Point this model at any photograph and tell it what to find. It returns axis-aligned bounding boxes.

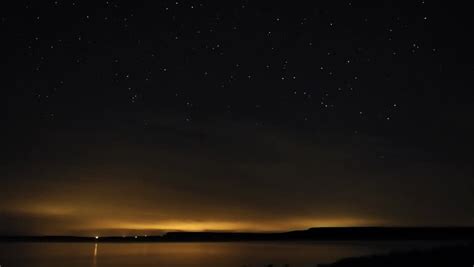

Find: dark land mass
[318,242,474,267]
[1,227,474,242]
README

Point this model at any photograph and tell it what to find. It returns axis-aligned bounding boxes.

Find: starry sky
[1,1,474,235]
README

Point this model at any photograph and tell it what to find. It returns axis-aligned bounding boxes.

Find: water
[0,241,453,267]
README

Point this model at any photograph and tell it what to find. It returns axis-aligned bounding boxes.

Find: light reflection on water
[92,243,98,267]
[0,241,452,267]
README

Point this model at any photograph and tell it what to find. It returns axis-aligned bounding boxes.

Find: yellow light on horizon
[97,217,382,234]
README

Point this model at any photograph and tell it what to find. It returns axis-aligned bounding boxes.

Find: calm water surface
[0,241,452,267]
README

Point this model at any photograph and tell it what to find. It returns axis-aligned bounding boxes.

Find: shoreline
[1,227,473,243]
[317,242,474,266]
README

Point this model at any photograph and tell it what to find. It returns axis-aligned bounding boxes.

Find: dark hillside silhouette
[2,227,473,242]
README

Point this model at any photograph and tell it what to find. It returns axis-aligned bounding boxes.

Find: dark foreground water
[0,241,455,267]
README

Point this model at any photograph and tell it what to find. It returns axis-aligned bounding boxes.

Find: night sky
[2,1,474,235]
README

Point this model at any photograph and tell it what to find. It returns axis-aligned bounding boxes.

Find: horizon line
[2,226,474,238]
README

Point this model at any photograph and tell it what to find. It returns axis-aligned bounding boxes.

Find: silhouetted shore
[1,227,473,242]
[317,242,474,267]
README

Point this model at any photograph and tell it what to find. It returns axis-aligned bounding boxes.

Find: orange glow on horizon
[1,200,387,235]
[97,217,383,234]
